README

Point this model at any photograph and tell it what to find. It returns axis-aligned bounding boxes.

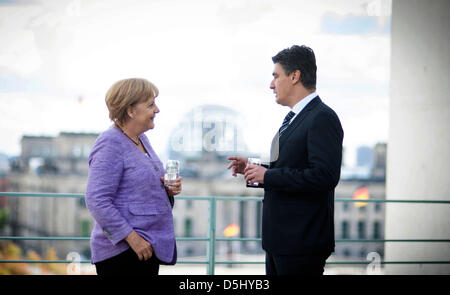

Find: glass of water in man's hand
[164,160,180,187]
[246,157,261,187]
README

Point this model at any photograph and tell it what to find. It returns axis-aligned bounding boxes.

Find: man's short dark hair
[272,45,317,90]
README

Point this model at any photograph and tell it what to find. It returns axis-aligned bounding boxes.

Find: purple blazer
[85,126,176,264]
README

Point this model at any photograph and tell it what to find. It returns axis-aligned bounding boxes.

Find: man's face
[270,63,293,106]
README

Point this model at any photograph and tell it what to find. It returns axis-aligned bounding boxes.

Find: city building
[3,105,387,265]
[341,143,387,181]
[371,143,387,181]
[5,132,98,257]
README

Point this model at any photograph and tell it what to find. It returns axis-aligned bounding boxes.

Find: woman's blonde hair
[105,78,159,125]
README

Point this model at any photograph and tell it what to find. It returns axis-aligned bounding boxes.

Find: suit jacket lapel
[277,96,322,154]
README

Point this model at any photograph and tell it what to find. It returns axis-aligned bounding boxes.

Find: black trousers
[265,252,330,275]
[95,248,160,275]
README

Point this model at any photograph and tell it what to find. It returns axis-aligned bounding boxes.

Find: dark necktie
[279,111,296,135]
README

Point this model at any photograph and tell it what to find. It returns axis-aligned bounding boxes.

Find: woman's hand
[161,176,182,196]
[125,230,153,261]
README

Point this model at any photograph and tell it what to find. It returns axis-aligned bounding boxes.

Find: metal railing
[0,192,449,274]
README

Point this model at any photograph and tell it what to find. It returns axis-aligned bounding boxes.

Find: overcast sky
[0,0,392,166]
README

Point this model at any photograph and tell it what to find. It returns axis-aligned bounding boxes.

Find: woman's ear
[126,106,135,119]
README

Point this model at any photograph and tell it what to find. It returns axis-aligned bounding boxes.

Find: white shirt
[289,92,318,124]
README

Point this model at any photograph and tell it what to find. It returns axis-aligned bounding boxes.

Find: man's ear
[290,69,301,85]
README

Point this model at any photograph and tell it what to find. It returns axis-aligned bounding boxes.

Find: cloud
[0,0,391,161]
[0,6,42,75]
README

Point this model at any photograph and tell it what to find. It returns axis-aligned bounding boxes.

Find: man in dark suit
[228,45,343,275]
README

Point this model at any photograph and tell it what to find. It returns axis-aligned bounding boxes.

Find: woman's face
[129,96,160,131]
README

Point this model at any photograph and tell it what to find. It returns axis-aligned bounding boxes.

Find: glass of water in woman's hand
[164,160,180,187]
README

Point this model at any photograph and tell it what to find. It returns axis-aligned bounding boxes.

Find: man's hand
[227,156,247,176]
[125,230,153,261]
[244,164,267,185]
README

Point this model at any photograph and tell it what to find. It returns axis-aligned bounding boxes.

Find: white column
[385,0,450,274]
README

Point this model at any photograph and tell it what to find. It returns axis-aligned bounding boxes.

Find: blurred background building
[1,104,388,270]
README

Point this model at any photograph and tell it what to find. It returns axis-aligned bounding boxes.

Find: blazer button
[154,166,159,171]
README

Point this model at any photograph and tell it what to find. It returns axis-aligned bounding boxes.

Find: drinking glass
[246,157,261,187]
[164,160,180,187]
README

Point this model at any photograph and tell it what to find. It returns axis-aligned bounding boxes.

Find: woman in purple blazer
[85,78,182,275]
